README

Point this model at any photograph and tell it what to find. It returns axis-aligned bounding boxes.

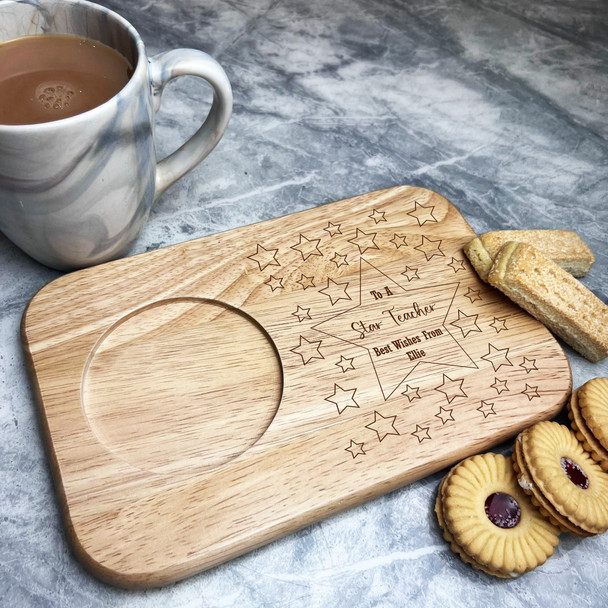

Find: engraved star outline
[247,243,280,271]
[407,201,438,226]
[290,233,323,261]
[345,439,366,459]
[365,411,400,442]
[411,424,432,443]
[312,258,478,400]
[435,406,455,425]
[477,400,496,418]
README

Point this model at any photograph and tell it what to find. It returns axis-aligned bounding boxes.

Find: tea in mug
[0,34,133,125]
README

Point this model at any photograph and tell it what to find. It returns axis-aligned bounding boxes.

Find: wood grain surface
[21,186,572,588]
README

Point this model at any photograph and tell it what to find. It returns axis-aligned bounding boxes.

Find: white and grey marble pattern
[1,0,607,606]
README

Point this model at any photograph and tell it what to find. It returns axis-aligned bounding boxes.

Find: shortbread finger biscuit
[522,421,608,535]
[487,242,608,362]
[435,474,513,578]
[463,230,594,281]
[578,378,608,452]
[441,453,559,576]
[512,432,592,537]
[568,388,608,471]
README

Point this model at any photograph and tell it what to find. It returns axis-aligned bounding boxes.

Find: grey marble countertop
[2,0,608,606]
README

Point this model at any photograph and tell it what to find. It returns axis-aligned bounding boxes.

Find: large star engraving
[325,384,359,414]
[248,244,280,271]
[319,278,352,306]
[290,336,324,365]
[313,259,477,400]
[414,236,444,261]
[450,309,482,338]
[291,233,322,261]
[348,228,379,254]
[365,411,399,442]
[408,201,438,226]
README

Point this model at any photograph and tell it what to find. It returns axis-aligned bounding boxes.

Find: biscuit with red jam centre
[522,421,608,535]
[440,453,559,576]
[568,388,608,472]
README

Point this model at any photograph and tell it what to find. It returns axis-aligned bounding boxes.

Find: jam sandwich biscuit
[463,230,594,282]
[436,453,559,577]
[514,421,608,536]
[487,242,608,362]
[512,429,593,537]
[568,378,608,471]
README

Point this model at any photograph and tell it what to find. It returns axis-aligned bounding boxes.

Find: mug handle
[148,49,233,200]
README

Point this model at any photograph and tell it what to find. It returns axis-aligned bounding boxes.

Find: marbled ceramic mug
[0,0,232,270]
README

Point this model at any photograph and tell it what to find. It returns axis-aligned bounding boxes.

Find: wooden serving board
[22,186,572,588]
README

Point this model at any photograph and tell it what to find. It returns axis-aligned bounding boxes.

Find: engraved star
[448,257,466,273]
[435,407,455,425]
[319,278,352,306]
[434,374,467,403]
[390,234,408,249]
[519,357,538,374]
[464,287,482,303]
[292,305,311,323]
[414,236,444,261]
[297,274,315,290]
[490,377,509,394]
[401,384,421,402]
[330,252,349,268]
[313,259,478,400]
[324,221,342,237]
[365,411,400,442]
[407,201,438,226]
[401,266,420,282]
[481,343,513,371]
[325,384,359,414]
[265,275,284,291]
[450,309,482,338]
[369,208,387,224]
[248,243,280,271]
[477,400,496,418]
[489,317,508,333]
[336,355,356,372]
[345,439,366,459]
[348,228,379,254]
[291,233,322,261]
[522,384,540,400]
[290,336,324,365]
[411,424,432,443]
